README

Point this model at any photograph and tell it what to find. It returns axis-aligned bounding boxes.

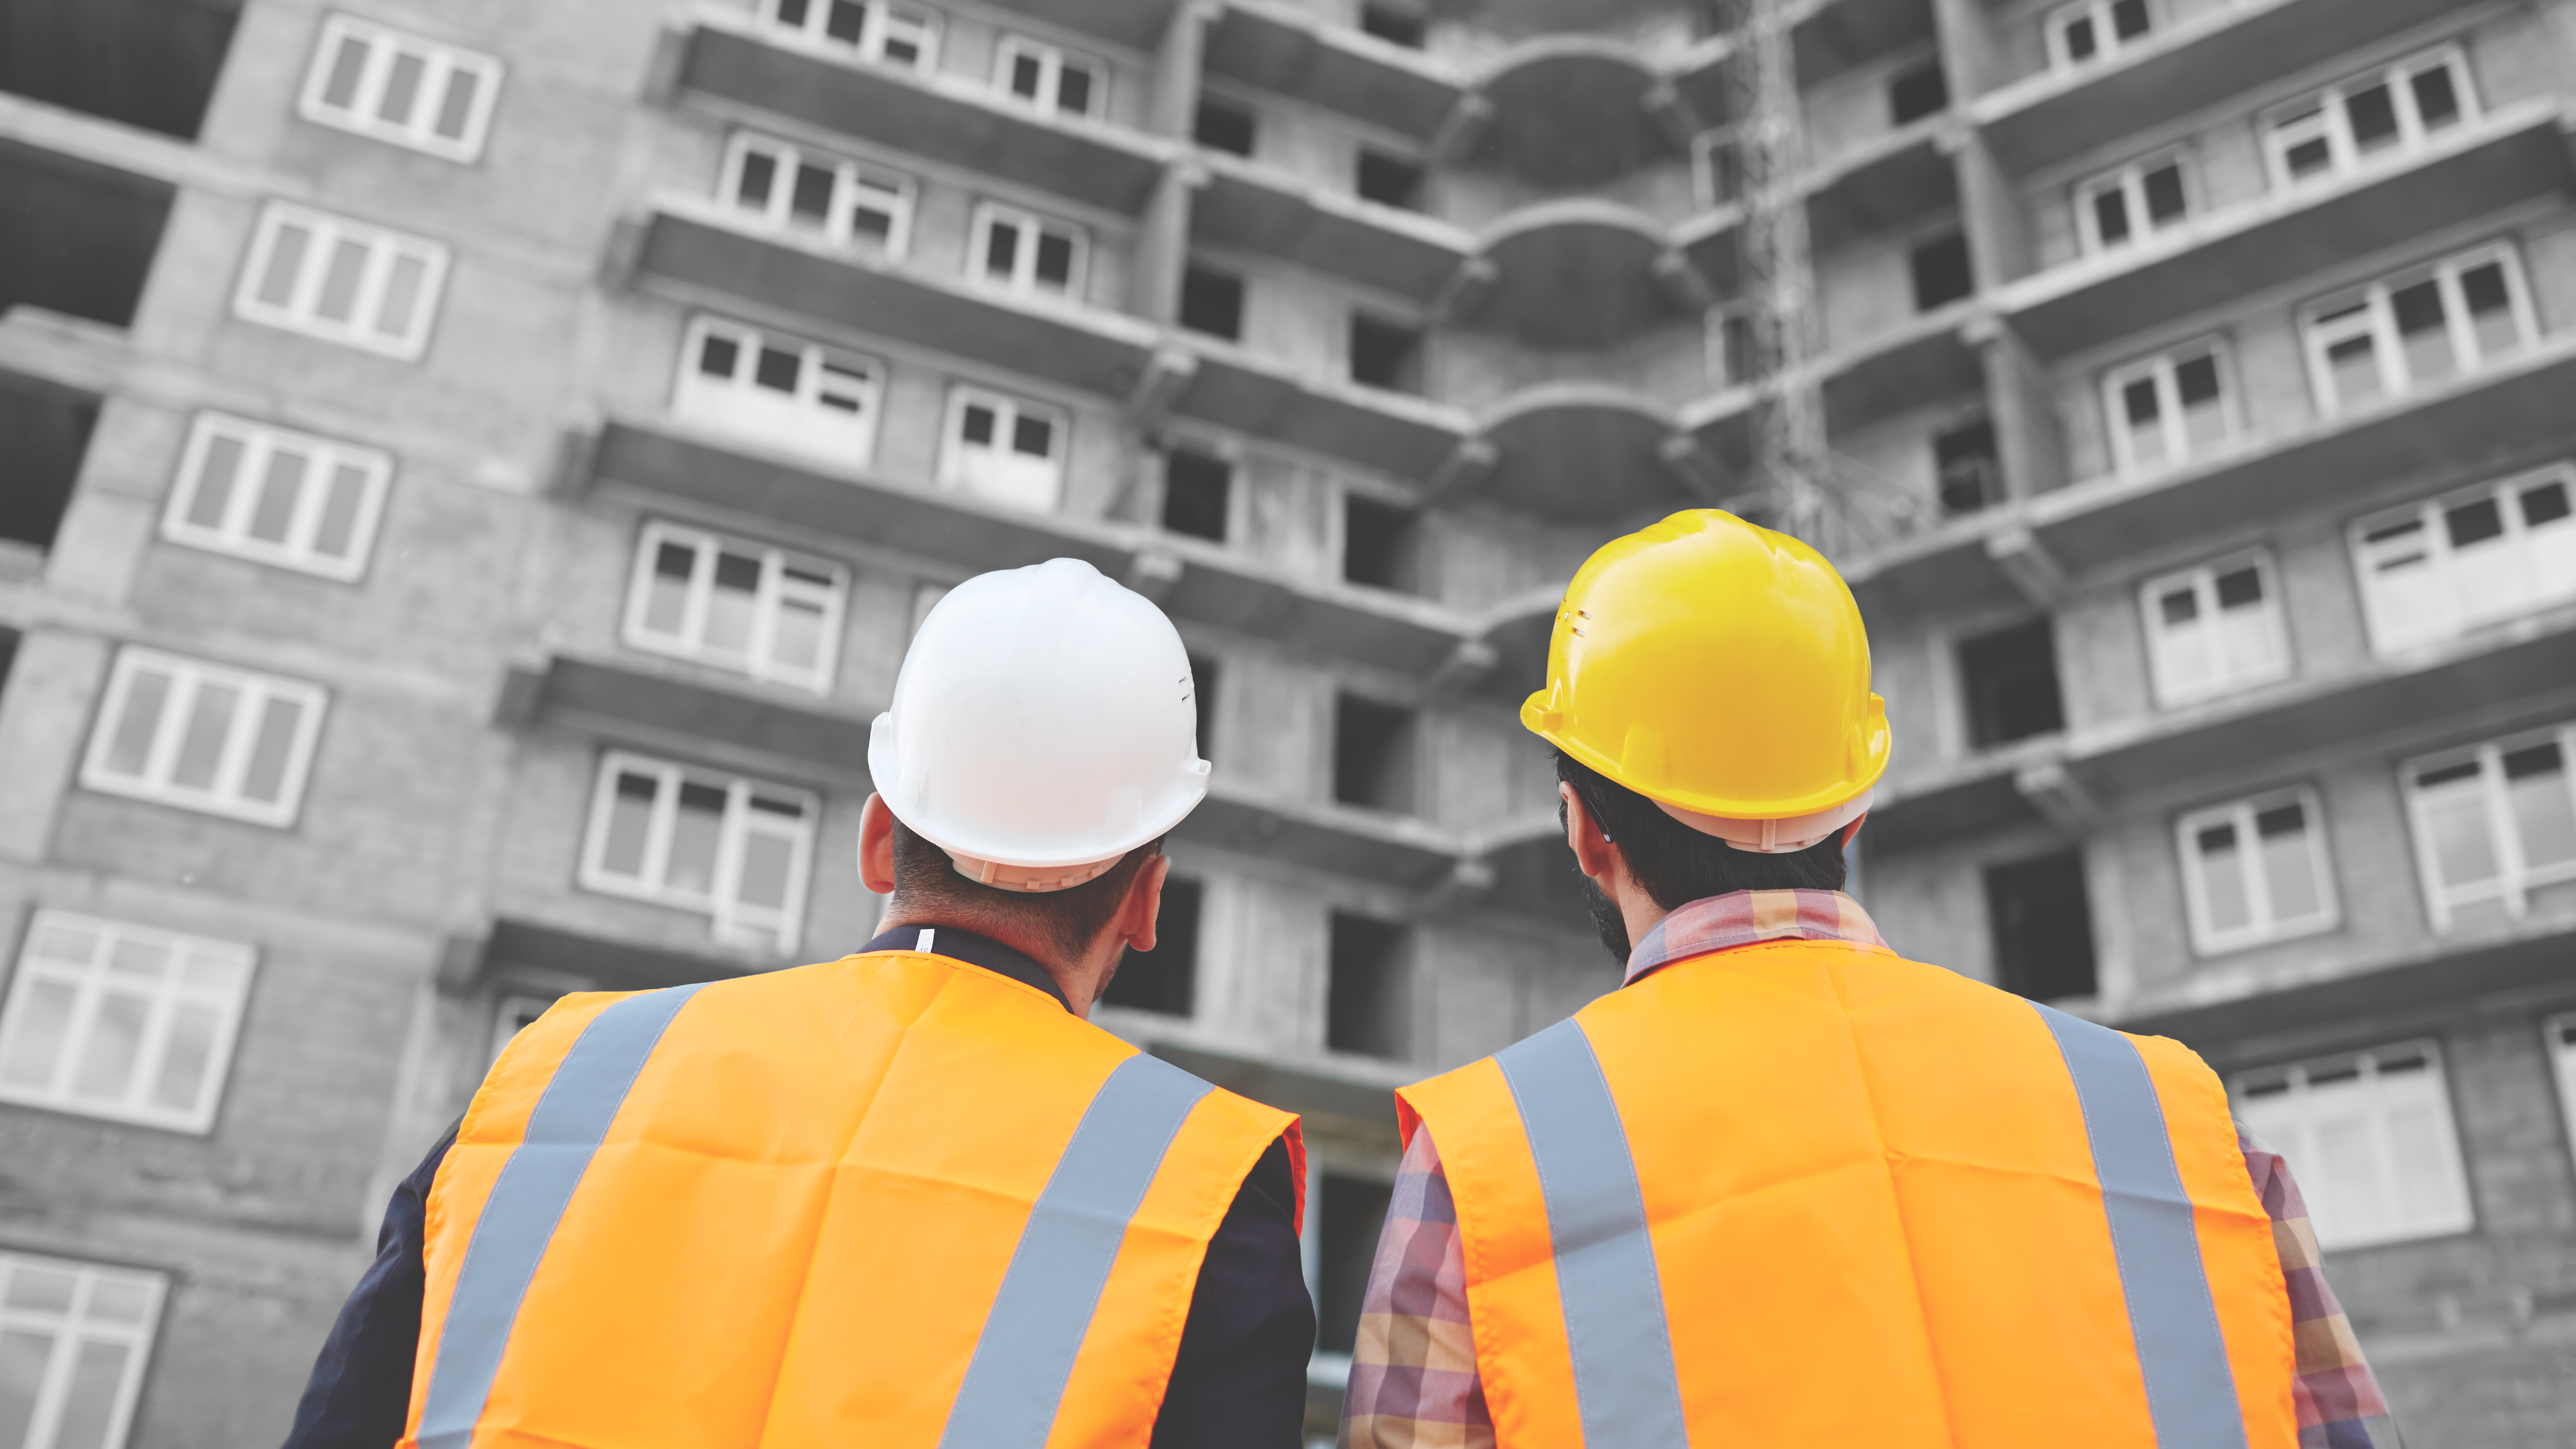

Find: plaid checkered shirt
[1340,889,2400,1449]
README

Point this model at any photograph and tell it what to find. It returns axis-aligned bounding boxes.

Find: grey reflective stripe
[415,983,708,1449]
[938,1052,1212,1449]
[2033,1002,2249,1449]
[1493,1018,1691,1449]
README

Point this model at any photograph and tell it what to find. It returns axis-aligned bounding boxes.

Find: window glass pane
[2461,264,2520,358]
[257,223,313,307]
[2257,804,2322,920]
[2109,0,2148,39]
[645,542,694,633]
[316,237,370,323]
[2422,788,2499,888]
[321,34,370,109]
[826,0,867,42]
[187,435,246,529]
[2325,335,2383,406]
[2142,164,2186,223]
[2121,377,2159,426]
[2174,354,2221,408]
[705,553,759,653]
[2346,83,2399,152]
[2523,481,2572,528]
[2159,587,2197,625]
[2505,743,2576,869]
[984,221,1020,278]
[755,347,801,393]
[376,252,427,339]
[736,833,794,910]
[1011,53,1042,98]
[380,50,426,125]
[105,669,172,777]
[0,1330,50,1449]
[1057,64,1093,115]
[2214,566,2263,609]
[0,981,78,1088]
[70,991,148,1100]
[667,783,727,895]
[83,1279,148,1326]
[603,772,657,876]
[2,1269,71,1315]
[172,683,239,790]
[698,333,740,378]
[240,695,307,804]
[772,598,825,670]
[2091,187,2130,246]
[52,1339,130,1449]
[1034,231,1075,288]
[151,1002,221,1112]
[736,150,777,209]
[434,66,480,140]
[791,163,834,224]
[250,448,307,545]
[2063,15,2096,60]
[2410,66,2461,129]
[1012,415,1055,457]
[961,403,996,446]
[2445,497,2504,549]
[107,938,167,981]
[2284,135,2331,178]
[2198,824,2250,932]
[313,464,370,559]
[775,0,810,25]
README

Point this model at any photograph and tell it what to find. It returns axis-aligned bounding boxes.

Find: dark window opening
[1958,618,2063,748]
[1327,911,1411,1057]
[1699,140,1744,205]
[1358,3,1427,47]
[1909,231,1974,313]
[1194,97,1257,157]
[1984,851,2098,1002]
[1187,653,1218,761]
[0,379,98,551]
[0,142,174,329]
[1179,265,1245,341]
[1334,694,1417,814]
[1888,60,1949,125]
[1162,450,1232,542]
[1933,417,1999,517]
[1343,494,1422,594]
[1316,1171,1397,1354]
[1104,875,1201,1016]
[0,0,237,140]
[1349,313,1424,393]
[0,629,19,706]
[1356,150,1425,210]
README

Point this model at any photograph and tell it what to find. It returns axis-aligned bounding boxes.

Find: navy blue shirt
[282,926,1313,1448]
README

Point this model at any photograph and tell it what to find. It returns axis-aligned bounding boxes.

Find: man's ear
[1115,852,1171,956]
[1560,782,1620,885]
[858,793,899,896]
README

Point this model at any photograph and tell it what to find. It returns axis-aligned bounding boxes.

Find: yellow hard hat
[1521,510,1890,852]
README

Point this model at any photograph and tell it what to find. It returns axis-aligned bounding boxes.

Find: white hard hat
[868,557,1211,892]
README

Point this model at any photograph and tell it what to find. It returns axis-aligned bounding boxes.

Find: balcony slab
[1190,158,1470,299]
[499,652,874,785]
[1173,346,1470,482]
[1203,1,1460,140]
[1469,37,1675,188]
[1473,200,1686,347]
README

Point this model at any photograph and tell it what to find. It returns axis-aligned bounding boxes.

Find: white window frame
[2103,337,2237,476]
[2403,724,2576,930]
[938,385,1069,512]
[755,0,941,70]
[577,751,818,954]
[969,202,1089,299]
[2350,466,2576,656]
[2045,0,2154,70]
[0,1250,166,1449]
[672,315,885,466]
[2234,1043,2475,1250]
[2262,47,2477,190]
[233,202,449,361]
[297,13,504,162]
[0,910,256,1135]
[996,35,1105,119]
[161,413,392,582]
[621,520,848,694]
[717,132,914,258]
[2140,551,2291,706]
[2302,244,2537,417]
[2074,150,2192,256]
[2177,787,2340,955]
[79,648,329,829]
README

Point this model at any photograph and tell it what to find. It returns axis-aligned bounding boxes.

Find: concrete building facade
[0,0,2569,1444]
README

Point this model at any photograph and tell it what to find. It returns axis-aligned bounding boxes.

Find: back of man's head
[1557,749,1846,910]
[885,814,1161,963]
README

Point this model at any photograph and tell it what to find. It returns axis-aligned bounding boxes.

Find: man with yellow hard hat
[1340,511,2398,1448]
[284,559,1315,1448]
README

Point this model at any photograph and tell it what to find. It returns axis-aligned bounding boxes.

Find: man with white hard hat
[284,558,1315,1448]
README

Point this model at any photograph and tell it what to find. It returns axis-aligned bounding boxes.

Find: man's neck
[874,906,1098,1013]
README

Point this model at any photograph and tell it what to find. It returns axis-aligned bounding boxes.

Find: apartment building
[0,0,2569,1444]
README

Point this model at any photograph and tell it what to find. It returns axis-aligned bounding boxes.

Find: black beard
[1579,873,1631,967]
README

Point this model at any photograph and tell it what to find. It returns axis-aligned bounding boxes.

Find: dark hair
[889,815,1161,961]
[1556,749,1846,910]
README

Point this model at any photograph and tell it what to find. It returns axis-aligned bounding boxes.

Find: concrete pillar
[1929,0,2007,101]
[1130,163,1203,327]
[1149,0,1215,139]
[1972,317,2065,500]
[1949,132,2031,289]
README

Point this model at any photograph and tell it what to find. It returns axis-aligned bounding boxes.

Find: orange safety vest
[398,947,1299,1449]
[1399,936,2296,1448]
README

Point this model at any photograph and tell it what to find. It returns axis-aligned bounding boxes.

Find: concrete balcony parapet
[1464,199,1700,346]
[496,651,875,788]
[676,15,1175,215]
[1189,151,1474,299]
[1844,332,2576,624]
[979,0,1189,50]
[1180,781,1468,890]
[1203,0,1464,142]
[629,195,1165,399]
[1813,302,1985,437]
[1169,335,1474,480]
[1459,35,1682,187]
[1444,381,1741,519]
[1969,0,2482,175]
[2000,101,2573,360]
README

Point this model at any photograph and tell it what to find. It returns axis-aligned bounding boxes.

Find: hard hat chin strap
[1653,788,1875,855]
[947,850,1125,894]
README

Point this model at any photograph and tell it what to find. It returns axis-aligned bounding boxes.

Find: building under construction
[1,0,2573,1441]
